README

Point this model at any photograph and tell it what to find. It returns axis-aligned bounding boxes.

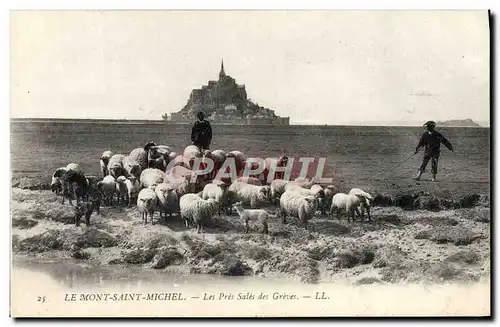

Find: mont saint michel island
[164,61,290,125]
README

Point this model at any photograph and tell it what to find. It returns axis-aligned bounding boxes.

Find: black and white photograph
[8,9,491,317]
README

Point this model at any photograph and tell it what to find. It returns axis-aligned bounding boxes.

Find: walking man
[413,120,454,182]
[191,111,212,150]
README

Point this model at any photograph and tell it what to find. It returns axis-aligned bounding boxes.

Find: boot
[431,174,437,182]
[413,170,422,181]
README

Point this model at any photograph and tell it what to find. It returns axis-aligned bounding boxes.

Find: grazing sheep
[124,176,141,207]
[97,175,117,206]
[115,176,129,206]
[231,183,270,209]
[50,167,67,194]
[279,191,318,230]
[202,182,230,216]
[349,188,373,220]
[164,166,198,197]
[140,168,165,190]
[60,169,88,206]
[137,188,159,224]
[129,145,150,171]
[270,179,289,205]
[100,151,114,178]
[74,201,95,227]
[155,183,179,220]
[286,184,325,203]
[108,154,126,178]
[122,155,142,179]
[330,193,367,222]
[179,193,218,233]
[235,176,262,186]
[66,163,84,175]
[232,201,270,234]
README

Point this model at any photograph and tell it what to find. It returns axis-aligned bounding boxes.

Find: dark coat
[416,130,453,157]
[191,119,212,146]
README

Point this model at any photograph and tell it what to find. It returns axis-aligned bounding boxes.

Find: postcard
[9,9,491,317]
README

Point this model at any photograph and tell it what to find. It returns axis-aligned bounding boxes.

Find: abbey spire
[219,59,226,80]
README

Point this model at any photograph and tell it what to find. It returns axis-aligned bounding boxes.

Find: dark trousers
[194,139,210,150]
[419,153,440,175]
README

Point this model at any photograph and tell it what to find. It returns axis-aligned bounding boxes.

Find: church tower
[219,59,226,80]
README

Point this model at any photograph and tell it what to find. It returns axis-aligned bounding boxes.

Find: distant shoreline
[9,118,490,128]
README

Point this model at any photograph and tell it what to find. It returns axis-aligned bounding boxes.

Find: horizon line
[8,117,490,127]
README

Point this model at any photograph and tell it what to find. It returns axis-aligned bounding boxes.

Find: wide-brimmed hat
[423,120,436,128]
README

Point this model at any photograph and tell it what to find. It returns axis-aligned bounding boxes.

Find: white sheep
[270,179,288,205]
[232,201,271,234]
[285,177,319,190]
[65,162,84,175]
[285,184,325,205]
[235,176,262,185]
[330,192,367,222]
[179,193,218,233]
[100,150,114,178]
[279,191,318,230]
[129,144,151,171]
[164,166,198,197]
[349,188,373,220]
[124,176,141,207]
[108,154,126,178]
[183,145,202,169]
[137,188,159,224]
[122,155,142,179]
[115,176,129,206]
[97,175,116,206]
[202,182,230,216]
[155,182,179,220]
[231,183,270,209]
[140,168,165,190]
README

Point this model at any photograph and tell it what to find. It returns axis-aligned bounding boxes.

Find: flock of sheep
[49,141,374,233]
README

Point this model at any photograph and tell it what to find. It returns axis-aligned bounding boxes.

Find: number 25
[37,296,46,303]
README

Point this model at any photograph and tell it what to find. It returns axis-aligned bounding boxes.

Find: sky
[10,10,490,125]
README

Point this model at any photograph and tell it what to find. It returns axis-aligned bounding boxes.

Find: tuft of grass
[12,217,38,229]
[150,248,185,269]
[445,251,481,265]
[244,245,272,261]
[415,216,458,227]
[372,244,407,269]
[334,245,376,269]
[355,277,383,285]
[415,227,483,246]
[123,248,157,264]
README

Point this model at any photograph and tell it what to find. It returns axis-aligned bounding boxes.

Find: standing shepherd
[191,111,212,150]
[413,120,454,182]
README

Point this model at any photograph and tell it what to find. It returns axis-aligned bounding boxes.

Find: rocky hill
[164,61,289,125]
[437,119,482,127]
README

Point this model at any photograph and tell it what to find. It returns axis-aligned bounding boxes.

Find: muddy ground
[10,177,491,286]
